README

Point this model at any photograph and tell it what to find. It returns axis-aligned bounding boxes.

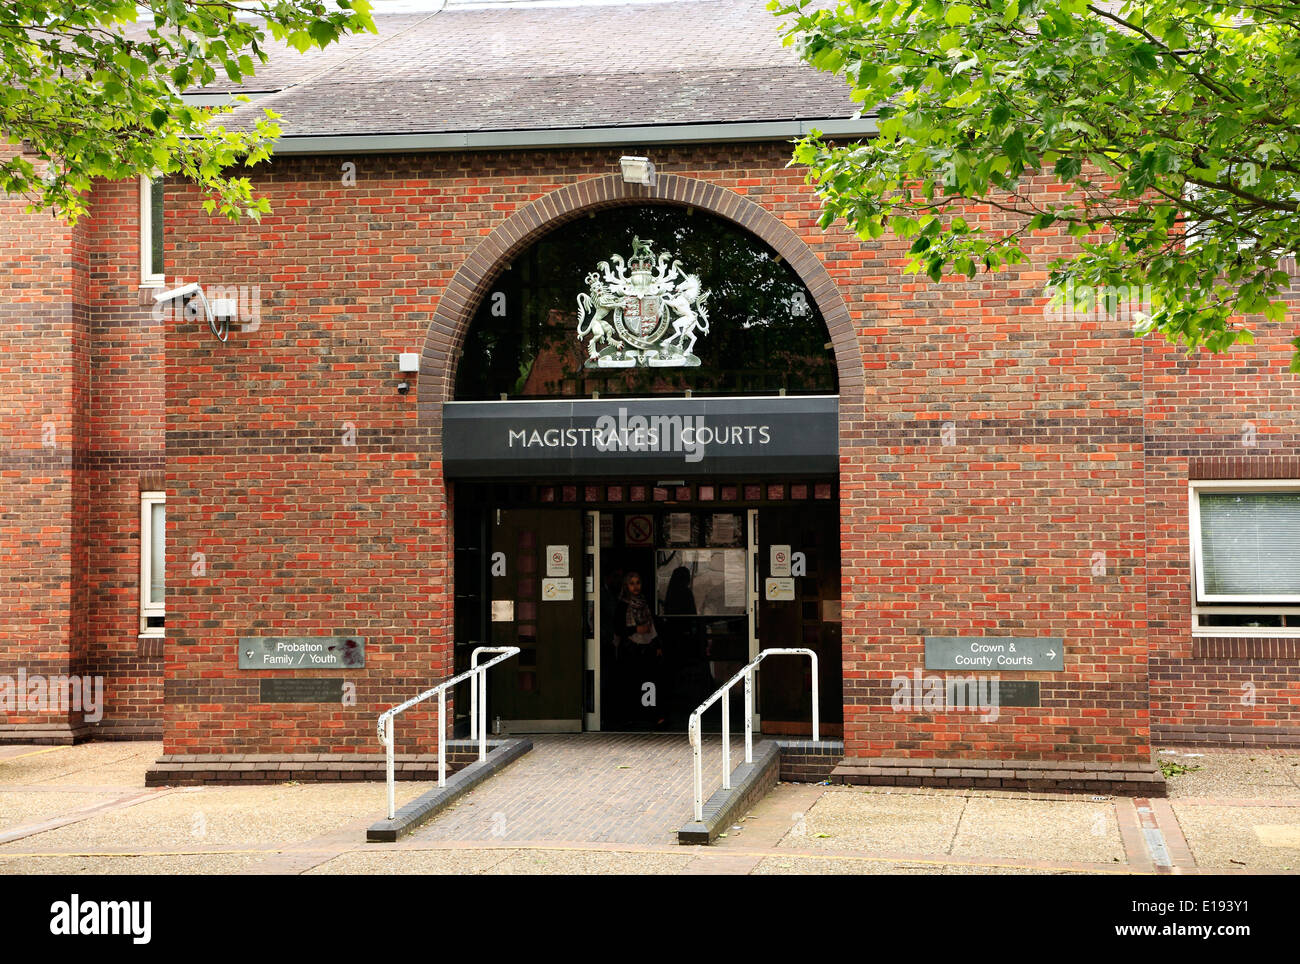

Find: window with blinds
[1195,489,1300,603]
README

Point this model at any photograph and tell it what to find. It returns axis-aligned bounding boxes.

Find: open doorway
[598,510,750,731]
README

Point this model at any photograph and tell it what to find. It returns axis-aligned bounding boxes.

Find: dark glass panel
[454,206,836,399]
[150,178,164,273]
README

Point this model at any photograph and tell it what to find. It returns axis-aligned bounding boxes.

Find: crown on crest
[628,236,654,272]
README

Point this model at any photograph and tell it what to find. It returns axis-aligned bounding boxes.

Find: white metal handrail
[687,647,818,823]
[469,645,515,757]
[376,646,520,820]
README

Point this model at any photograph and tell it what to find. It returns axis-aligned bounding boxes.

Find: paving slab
[1171,804,1300,872]
[0,791,129,834]
[950,796,1125,864]
[775,787,965,853]
[775,786,1126,865]
[0,782,434,853]
[0,743,161,788]
[712,782,827,849]
[1253,825,1300,847]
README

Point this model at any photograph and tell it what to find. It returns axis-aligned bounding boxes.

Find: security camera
[152,282,202,303]
[150,282,229,342]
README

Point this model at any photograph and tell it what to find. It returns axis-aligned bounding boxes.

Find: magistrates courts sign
[442,395,837,477]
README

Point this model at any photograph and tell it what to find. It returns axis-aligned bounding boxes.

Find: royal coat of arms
[575,237,710,368]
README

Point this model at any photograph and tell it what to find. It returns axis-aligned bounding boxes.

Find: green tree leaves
[771,0,1300,366]
[0,0,376,223]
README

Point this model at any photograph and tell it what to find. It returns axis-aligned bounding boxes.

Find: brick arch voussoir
[418,174,863,449]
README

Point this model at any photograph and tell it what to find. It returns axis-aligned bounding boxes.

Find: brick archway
[416,173,863,447]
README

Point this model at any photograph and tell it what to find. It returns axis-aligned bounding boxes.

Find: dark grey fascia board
[260,117,878,155]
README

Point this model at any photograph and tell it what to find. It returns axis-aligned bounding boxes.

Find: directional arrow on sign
[1046,649,1057,659]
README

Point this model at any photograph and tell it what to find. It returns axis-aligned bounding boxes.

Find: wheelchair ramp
[407,733,743,846]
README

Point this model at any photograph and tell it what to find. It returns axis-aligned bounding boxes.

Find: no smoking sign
[625,514,653,547]
[546,544,569,577]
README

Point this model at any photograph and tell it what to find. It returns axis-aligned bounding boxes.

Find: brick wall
[837,174,1150,763]
[4,141,1297,760]
[163,151,460,754]
[158,144,1147,763]
[161,145,856,755]
[1145,320,1300,748]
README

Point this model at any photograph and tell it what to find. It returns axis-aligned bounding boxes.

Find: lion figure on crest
[576,272,624,359]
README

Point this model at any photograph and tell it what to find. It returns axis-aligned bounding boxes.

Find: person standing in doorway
[616,571,663,726]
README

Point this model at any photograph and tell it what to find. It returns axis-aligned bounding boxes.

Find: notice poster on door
[546,545,569,577]
[723,551,747,608]
[770,545,791,577]
[667,512,693,546]
[542,577,574,601]
[709,512,741,547]
[765,577,795,601]
[655,549,746,616]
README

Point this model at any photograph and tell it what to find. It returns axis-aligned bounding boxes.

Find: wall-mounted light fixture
[619,156,656,187]
[397,352,419,395]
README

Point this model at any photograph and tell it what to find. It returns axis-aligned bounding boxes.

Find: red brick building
[2,0,1297,790]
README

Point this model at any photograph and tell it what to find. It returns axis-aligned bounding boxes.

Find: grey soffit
[180,0,872,145]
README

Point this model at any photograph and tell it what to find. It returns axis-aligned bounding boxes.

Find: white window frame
[1189,480,1300,637]
[140,491,166,637]
[1183,180,1300,256]
[140,175,165,287]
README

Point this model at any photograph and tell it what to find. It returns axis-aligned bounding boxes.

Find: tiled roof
[201,0,863,137]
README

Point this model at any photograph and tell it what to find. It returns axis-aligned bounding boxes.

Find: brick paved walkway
[409,733,745,846]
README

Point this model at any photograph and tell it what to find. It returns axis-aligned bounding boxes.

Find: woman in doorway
[661,564,704,726]
[616,571,664,727]
[663,565,697,617]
